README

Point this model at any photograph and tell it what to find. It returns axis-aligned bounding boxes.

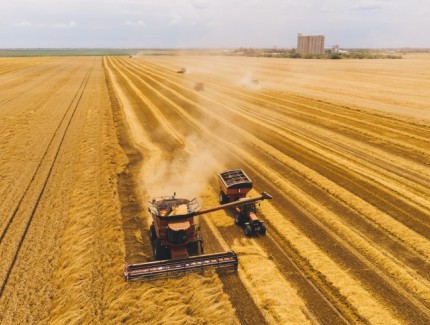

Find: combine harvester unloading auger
[124,189,272,281]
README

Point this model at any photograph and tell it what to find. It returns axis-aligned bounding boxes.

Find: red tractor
[218,169,271,236]
[124,189,271,281]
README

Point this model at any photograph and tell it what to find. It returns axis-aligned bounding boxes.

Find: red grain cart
[218,169,272,236]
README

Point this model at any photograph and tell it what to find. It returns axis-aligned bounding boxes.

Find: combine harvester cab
[124,189,271,281]
[218,169,272,236]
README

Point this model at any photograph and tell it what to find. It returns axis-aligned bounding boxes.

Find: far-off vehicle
[251,77,259,85]
[218,169,272,236]
[177,67,186,74]
[194,82,204,91]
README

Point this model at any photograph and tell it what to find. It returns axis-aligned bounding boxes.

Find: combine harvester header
[124,181,272,281]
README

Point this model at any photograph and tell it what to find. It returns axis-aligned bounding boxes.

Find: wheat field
[0,54,429,324]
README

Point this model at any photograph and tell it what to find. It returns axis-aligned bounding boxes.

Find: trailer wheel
[149,224,156,241]
[154,239,169,260]
[259,223,267,235]
[244,224,253,237]
[219,191,228,204]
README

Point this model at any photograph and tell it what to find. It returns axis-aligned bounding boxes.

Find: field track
[0,54,429,324]
[0,62,93,298]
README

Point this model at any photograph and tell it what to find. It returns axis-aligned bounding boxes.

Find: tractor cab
[238,201,257,215]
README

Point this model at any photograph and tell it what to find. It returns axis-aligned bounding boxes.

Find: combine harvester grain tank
[124,170,272,281]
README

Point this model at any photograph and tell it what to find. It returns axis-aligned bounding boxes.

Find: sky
[0,0,429,49]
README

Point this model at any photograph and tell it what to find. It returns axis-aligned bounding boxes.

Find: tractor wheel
[187,241,199,256]
[259,223,267,235]
[154,239,169,260]
[244,224,253,237]
[149,224,156,241]
[234,212,242,225]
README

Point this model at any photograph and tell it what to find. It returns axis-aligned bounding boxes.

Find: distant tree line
[230,48,403,59]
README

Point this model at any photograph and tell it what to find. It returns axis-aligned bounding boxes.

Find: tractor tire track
[0,62,94,298]
[0,59,84,216]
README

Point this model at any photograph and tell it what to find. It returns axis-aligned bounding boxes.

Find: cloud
[3,0,430,48]
[13,20,78,29]
[124,19,146,26]
[13,21,34,27]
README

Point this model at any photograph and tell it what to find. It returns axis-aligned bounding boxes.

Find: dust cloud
[137,55,270,203]
[141,133,225,201]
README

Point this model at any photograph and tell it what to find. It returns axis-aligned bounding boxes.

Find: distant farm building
[297,33,325,54]
[327,44,348,54]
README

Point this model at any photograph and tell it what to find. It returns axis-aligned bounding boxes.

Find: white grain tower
[297,33,325,54]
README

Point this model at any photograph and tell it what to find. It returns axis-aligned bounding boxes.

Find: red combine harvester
[218,169,272,236]
[124,189,272,281]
